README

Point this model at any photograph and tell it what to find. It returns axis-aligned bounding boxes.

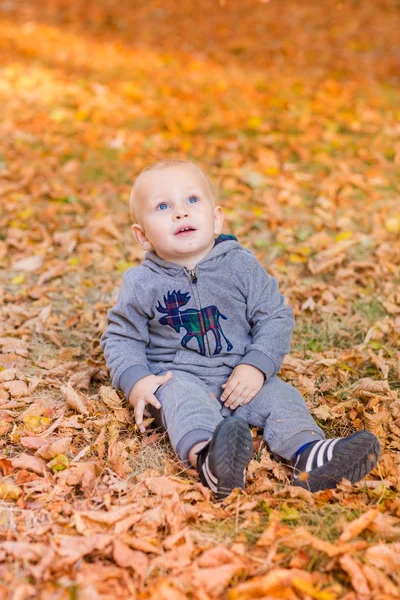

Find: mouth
[174,226,197,235]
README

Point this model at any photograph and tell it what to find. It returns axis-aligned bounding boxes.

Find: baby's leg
[153,370,224,466]
[234,376,325,461]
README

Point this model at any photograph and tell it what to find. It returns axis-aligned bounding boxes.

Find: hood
[142,234,243,276]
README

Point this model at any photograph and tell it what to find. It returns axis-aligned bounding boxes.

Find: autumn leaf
[60,383,90,415]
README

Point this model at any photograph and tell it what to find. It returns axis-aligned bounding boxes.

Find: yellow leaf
[335,231,352,241]
[280,503,299,521]
[11,274,25,285]
[292,577,335,600]
[120,83,144,100]
[180,139,192,152]
[289,254,307,263]
[252,207,264,217]
[384,216,400,234]
[179,117,197,133]
[0,483,22,500]
[247,116,262,129]
[50,108,68,122]
[75,108,90,121]
[69,257,79,266]
[116,261,134,273]
[265,166,279,176]
[297,246,312,256]
[216,79,228,91]
[47,454,70,472]
[17,208,33,220]
[23,415,51,434]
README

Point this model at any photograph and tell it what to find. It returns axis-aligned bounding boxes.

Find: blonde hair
[129,159,215,222]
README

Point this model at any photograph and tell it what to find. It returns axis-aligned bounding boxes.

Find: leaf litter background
[0,0,400,598]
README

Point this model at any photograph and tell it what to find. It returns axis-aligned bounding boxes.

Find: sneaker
[197,417,254,500]
[292,431,380,493]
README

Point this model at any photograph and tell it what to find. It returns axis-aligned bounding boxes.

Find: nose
[173,205,190,220]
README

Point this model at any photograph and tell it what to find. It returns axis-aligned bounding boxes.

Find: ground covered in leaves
[0,0,400,598]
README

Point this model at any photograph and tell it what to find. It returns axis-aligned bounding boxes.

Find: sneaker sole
[208,417,254,500]
[292,431,380,493]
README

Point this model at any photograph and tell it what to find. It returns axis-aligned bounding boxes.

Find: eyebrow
[150,188,202,204]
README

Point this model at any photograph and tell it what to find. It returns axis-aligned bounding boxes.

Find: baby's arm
[221,254,295,408]
[238,254,295,379]
[100,271,152,400]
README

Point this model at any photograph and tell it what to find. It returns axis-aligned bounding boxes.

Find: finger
[227,387,248,409]
[147,395,162,410]
[224,383,243,406]
[134,400,146,433]
[143,408,151,418]
[220,378,234,401]
[153,370,172,393]
[241,390,257,405]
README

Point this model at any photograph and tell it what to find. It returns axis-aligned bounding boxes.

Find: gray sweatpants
[153,369,324,465]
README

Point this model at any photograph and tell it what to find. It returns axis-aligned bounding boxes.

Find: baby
[100,159,380,499]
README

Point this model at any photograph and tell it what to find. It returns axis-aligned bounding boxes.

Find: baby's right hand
[128,371,172,433]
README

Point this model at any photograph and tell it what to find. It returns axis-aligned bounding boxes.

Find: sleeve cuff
[119,364,151,399]
[238,350,276,380]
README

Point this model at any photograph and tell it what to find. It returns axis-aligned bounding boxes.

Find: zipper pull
[189,268,198,283]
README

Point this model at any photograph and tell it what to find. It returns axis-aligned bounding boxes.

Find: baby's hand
[221,364,265,410]
[128,371,172,433]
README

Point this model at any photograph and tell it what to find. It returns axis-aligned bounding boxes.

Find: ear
[213,205,224,236]
[131,223,153,251]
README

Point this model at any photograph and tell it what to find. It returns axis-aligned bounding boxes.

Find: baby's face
[131,164,223,267]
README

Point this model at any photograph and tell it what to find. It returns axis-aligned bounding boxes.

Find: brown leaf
[352,378,392,398]
[0,541,47,561]
[119,534,162,555]
[0,369,17,382]
[20,436,52,450]
[60,383,90,415]
[56,534,113,564]
[339,509,380,543]
[229,567,312,598]
[69,368,97,390]
[113,539,148,577]
[107,440,132,477]
[35,437,71,460]
[339,554,371,600]
[99,385,131,424]
[74,505,141,534]
[3,380,29,398]
[362,563,400,597]
[0,338,29,357]
[196,546,240,568]
[193,564,244,595]
[11,453,48,474]
[12,255,44,271]
[365,543,400,572]
[0,457,14,476]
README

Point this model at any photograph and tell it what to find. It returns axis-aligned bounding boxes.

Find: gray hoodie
[100,235,295,399]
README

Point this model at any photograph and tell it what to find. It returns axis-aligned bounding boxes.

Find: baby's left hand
[221,364,265,410]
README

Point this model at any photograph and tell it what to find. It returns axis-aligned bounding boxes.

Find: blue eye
[157,203,168,210]
[188,196,198,203]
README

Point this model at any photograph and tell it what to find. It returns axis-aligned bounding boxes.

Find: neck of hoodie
[143,234,240,275]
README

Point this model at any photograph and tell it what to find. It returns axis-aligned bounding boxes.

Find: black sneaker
[292,431,380,493]
[197,417,254,500]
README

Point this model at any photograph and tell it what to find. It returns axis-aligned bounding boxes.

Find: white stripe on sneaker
[316,440,334,467]
[202,455,219,492]
[327,438,342,460]
[305,440,325,471]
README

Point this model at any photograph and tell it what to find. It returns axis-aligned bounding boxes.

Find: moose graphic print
[156,290,233,356]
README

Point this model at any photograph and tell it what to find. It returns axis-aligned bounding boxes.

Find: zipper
[188,268,198,283]
[185,266,211,355]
